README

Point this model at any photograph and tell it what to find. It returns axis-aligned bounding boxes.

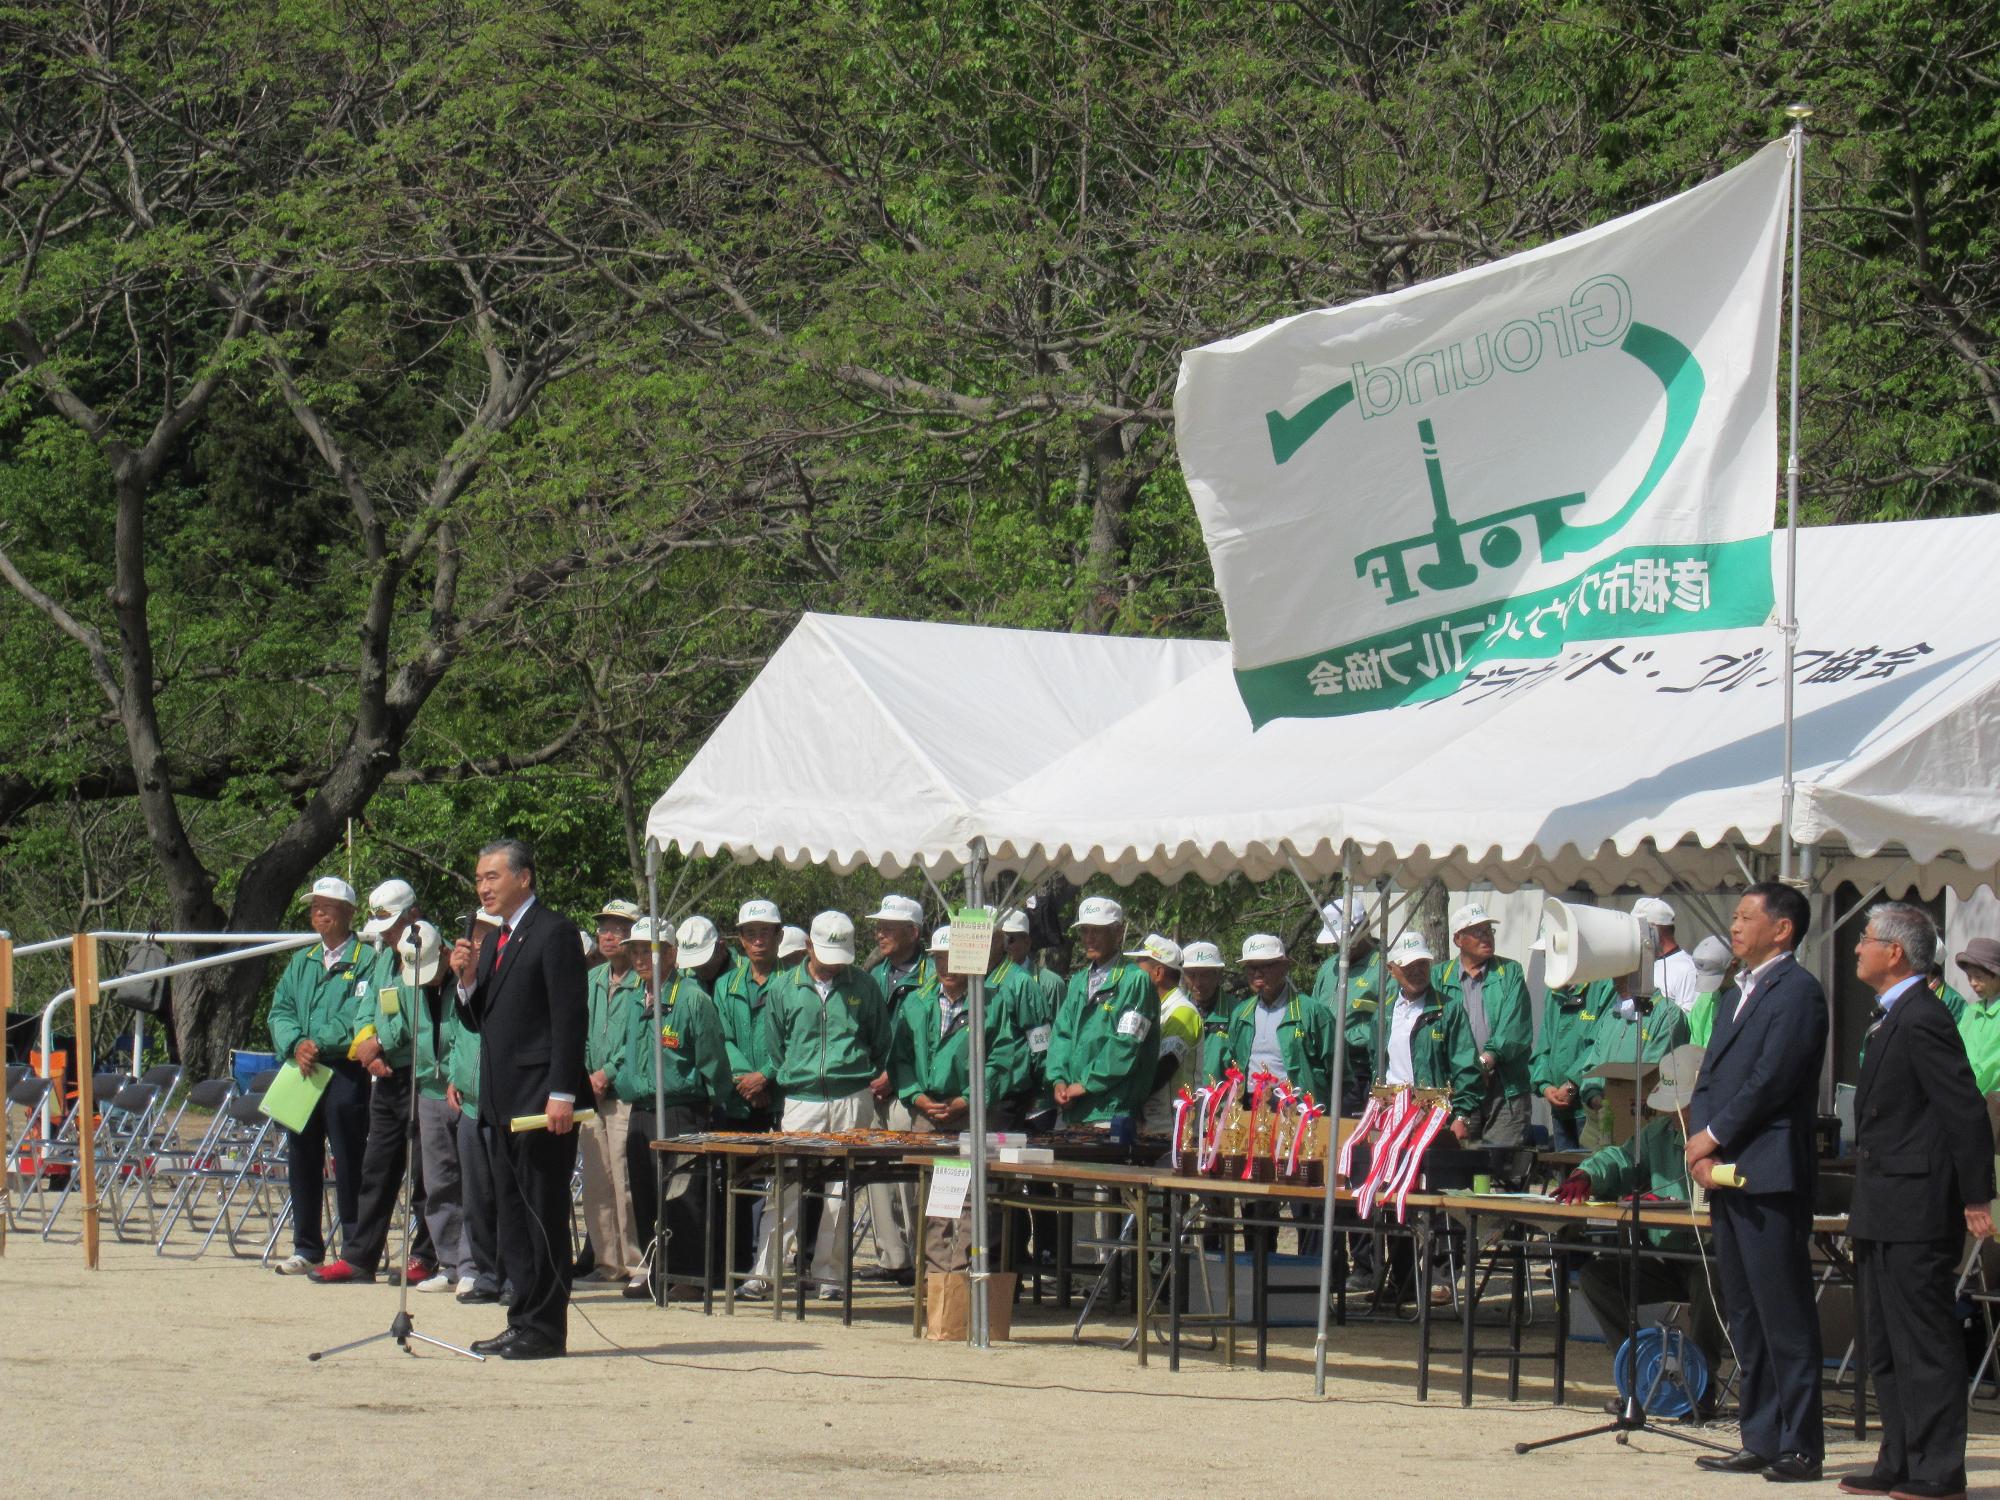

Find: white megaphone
[1538,898,1652,987]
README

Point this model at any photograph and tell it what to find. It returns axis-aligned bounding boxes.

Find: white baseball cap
[810,911,857,965]
[778,924,809,959]
[629,917,668,945]
[1692,934,1733,993]
[1316,896,1367,946]
[1180,940,1224,970]
[674,916,719,968]
[310,875,357,907]
[1241,933,1287,963]
[1449,902,1495,937]
[1070,895,1125,930]
[1388,931,1436,966]
[1632,896,1677,928]
[738,898,782,928]
[867,894,924,926]
[999,908,1032,936]
[362,878,417,938]
[596,898,641,924]
[397,920,442,987]
[929,924,953,953]
[1124,932,1183,968]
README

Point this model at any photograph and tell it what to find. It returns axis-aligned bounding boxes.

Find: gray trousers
[416,1093,470,1281]
[1470,1090,1531,1147]
[457,1106,501,1293]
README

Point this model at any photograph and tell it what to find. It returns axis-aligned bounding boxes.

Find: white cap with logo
[738,898,782,928]
[929,924,953,953]
[1070,896,1125,930]
[1241,933,1287,963]
[675,916,719,968]
[810,911,857,965]
[310,875,357,907]
[1180,940,1224,970]
[1388,931,1436,966]
[867,894,924,926]
[999,908,1032,936]
[1691,934,1733,993]
[1449,902,1495,937]
[777,924,809,959]
[596,898,642,924]
[363,878,418,938]
[629,917,667,945]
[1123,933,1183,968]
[397,920,442,987]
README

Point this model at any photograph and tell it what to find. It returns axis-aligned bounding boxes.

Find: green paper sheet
[258,1060,333,1132]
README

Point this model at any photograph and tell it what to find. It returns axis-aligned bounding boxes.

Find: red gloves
[1557,1171,1593,1205]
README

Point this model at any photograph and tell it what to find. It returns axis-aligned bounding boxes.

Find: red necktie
[494,926,511,966]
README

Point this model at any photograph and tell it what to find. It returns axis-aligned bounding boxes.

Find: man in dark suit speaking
[449,838,590,1359]
[1840,902,1993,1500]
[1685,881,1828,1482]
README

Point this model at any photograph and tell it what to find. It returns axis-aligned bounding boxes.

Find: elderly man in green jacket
[1047,896,1160,1126]
[1532,979,1614,1151]
[1434,903,1534,1146]
[444,911,505,1301]
[1557,1044,1724,1404]
[744,912,893,1301]
[1579,974,1692,1148]
[576,898,644,1285]
[1222,934,1335,1101]
[1381,932,1484,1135]
[616,917,731,1299]
[268,876,373,1276]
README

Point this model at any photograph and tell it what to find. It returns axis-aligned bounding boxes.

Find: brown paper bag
[924,1271,1017,1341]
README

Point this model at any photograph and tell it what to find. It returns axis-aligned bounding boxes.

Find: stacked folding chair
[41,1078,161,1241]
[149,1078,241,1254]
[116,1064,189,1235]
[15,1072,123,1232]
[4,1072,55,1232]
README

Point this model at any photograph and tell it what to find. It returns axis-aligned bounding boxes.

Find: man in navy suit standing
[449,838,591,1359]
[1840,902,1993,1500]
[1686,881,1828,1482]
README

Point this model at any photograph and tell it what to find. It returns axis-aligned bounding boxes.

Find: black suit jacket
[1688,952,1827,1197]
[455,898,591,1125]
[1850,981,1993,1242]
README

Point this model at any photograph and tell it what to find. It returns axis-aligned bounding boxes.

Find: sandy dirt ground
[6,1227,1999,1499]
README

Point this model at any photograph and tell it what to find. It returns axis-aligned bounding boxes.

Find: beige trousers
[579,1096,639,1276]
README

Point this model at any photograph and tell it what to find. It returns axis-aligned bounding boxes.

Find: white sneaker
[737,1277,772,1300]
[416,1271,454,1293]
[456,1275,477,1297]
[273,1254,321,1276]
[817,1282,845,1302]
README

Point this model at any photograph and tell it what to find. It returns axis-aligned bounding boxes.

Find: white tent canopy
[648,515,2000,897]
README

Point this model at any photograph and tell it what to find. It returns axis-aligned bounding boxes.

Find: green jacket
[1221,986,1335,1102]
[268,937,370,1063]
[890,975,1021,1110]
[359,943,420,1071]
[1336,998,1379,1108]
[1197,1013,1231,1088]
[1530,980,1614,1097]
[445,1008,481,1120]
[1047,962,1160,1125]
[614,973,732,1110]
[1960,997,2000,1095]
[1434,955,1534,1102]
[1310,951,1384,1016]
[1578,1114,1694,1250]
[1580,994,1690,1103]
[976,959,1040,1102]
[866,951,937,1010]
[711,954,780,1117]
[1933,977,1968,1024]
[1388,988,1485,1121]
[369,969,454,1102]
[586,963,643,1078]
[1009,959,1062,1099]
[762,965,892,1102]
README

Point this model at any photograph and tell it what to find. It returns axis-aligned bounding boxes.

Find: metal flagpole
[1778,104,1811,882]
[964,842,992,1349]
[646,840,668,1304]
[1312,841,1357,1396]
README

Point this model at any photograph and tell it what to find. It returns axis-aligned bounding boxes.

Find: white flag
[1177,141,1792,725]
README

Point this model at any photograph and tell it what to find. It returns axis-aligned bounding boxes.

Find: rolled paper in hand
[1710,1162,1745,1189]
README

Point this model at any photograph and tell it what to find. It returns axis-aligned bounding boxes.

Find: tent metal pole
[1778,106,1811,883]
[964,841,992,1349]
[1313,840,1357,1396]
[647,839,668,1305]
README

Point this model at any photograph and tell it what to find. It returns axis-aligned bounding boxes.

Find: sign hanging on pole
[1177,141,1793,725]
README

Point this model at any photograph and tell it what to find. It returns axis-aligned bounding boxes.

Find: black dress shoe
[457,1287,499,1304]
[470,1328,521,1355]
[497,1329,564,1360]
[1696,1449,1774,1474]
[1837,1474,1901,1496]
[1764,1454,1823,1484]
[1886,1481,1967,1500]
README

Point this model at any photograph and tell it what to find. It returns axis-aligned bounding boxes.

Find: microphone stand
[1516,934,1723,1455]
[311,974,483,1363]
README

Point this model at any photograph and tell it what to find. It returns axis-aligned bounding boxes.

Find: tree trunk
[1418,880,1450,971]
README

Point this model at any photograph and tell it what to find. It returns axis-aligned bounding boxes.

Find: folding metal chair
[150,1078,240,1253]
[42,1079,160,1240]
[16,1073,122,1231]
[4,1075,55,1230]
[194,1090,294,1259]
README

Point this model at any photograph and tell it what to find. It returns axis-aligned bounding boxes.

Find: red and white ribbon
[1357,1090,1420,1219]
[1338,1092,1384,1182]
[1170,1087,1195,1170]
[1391,1103,1453,1224]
